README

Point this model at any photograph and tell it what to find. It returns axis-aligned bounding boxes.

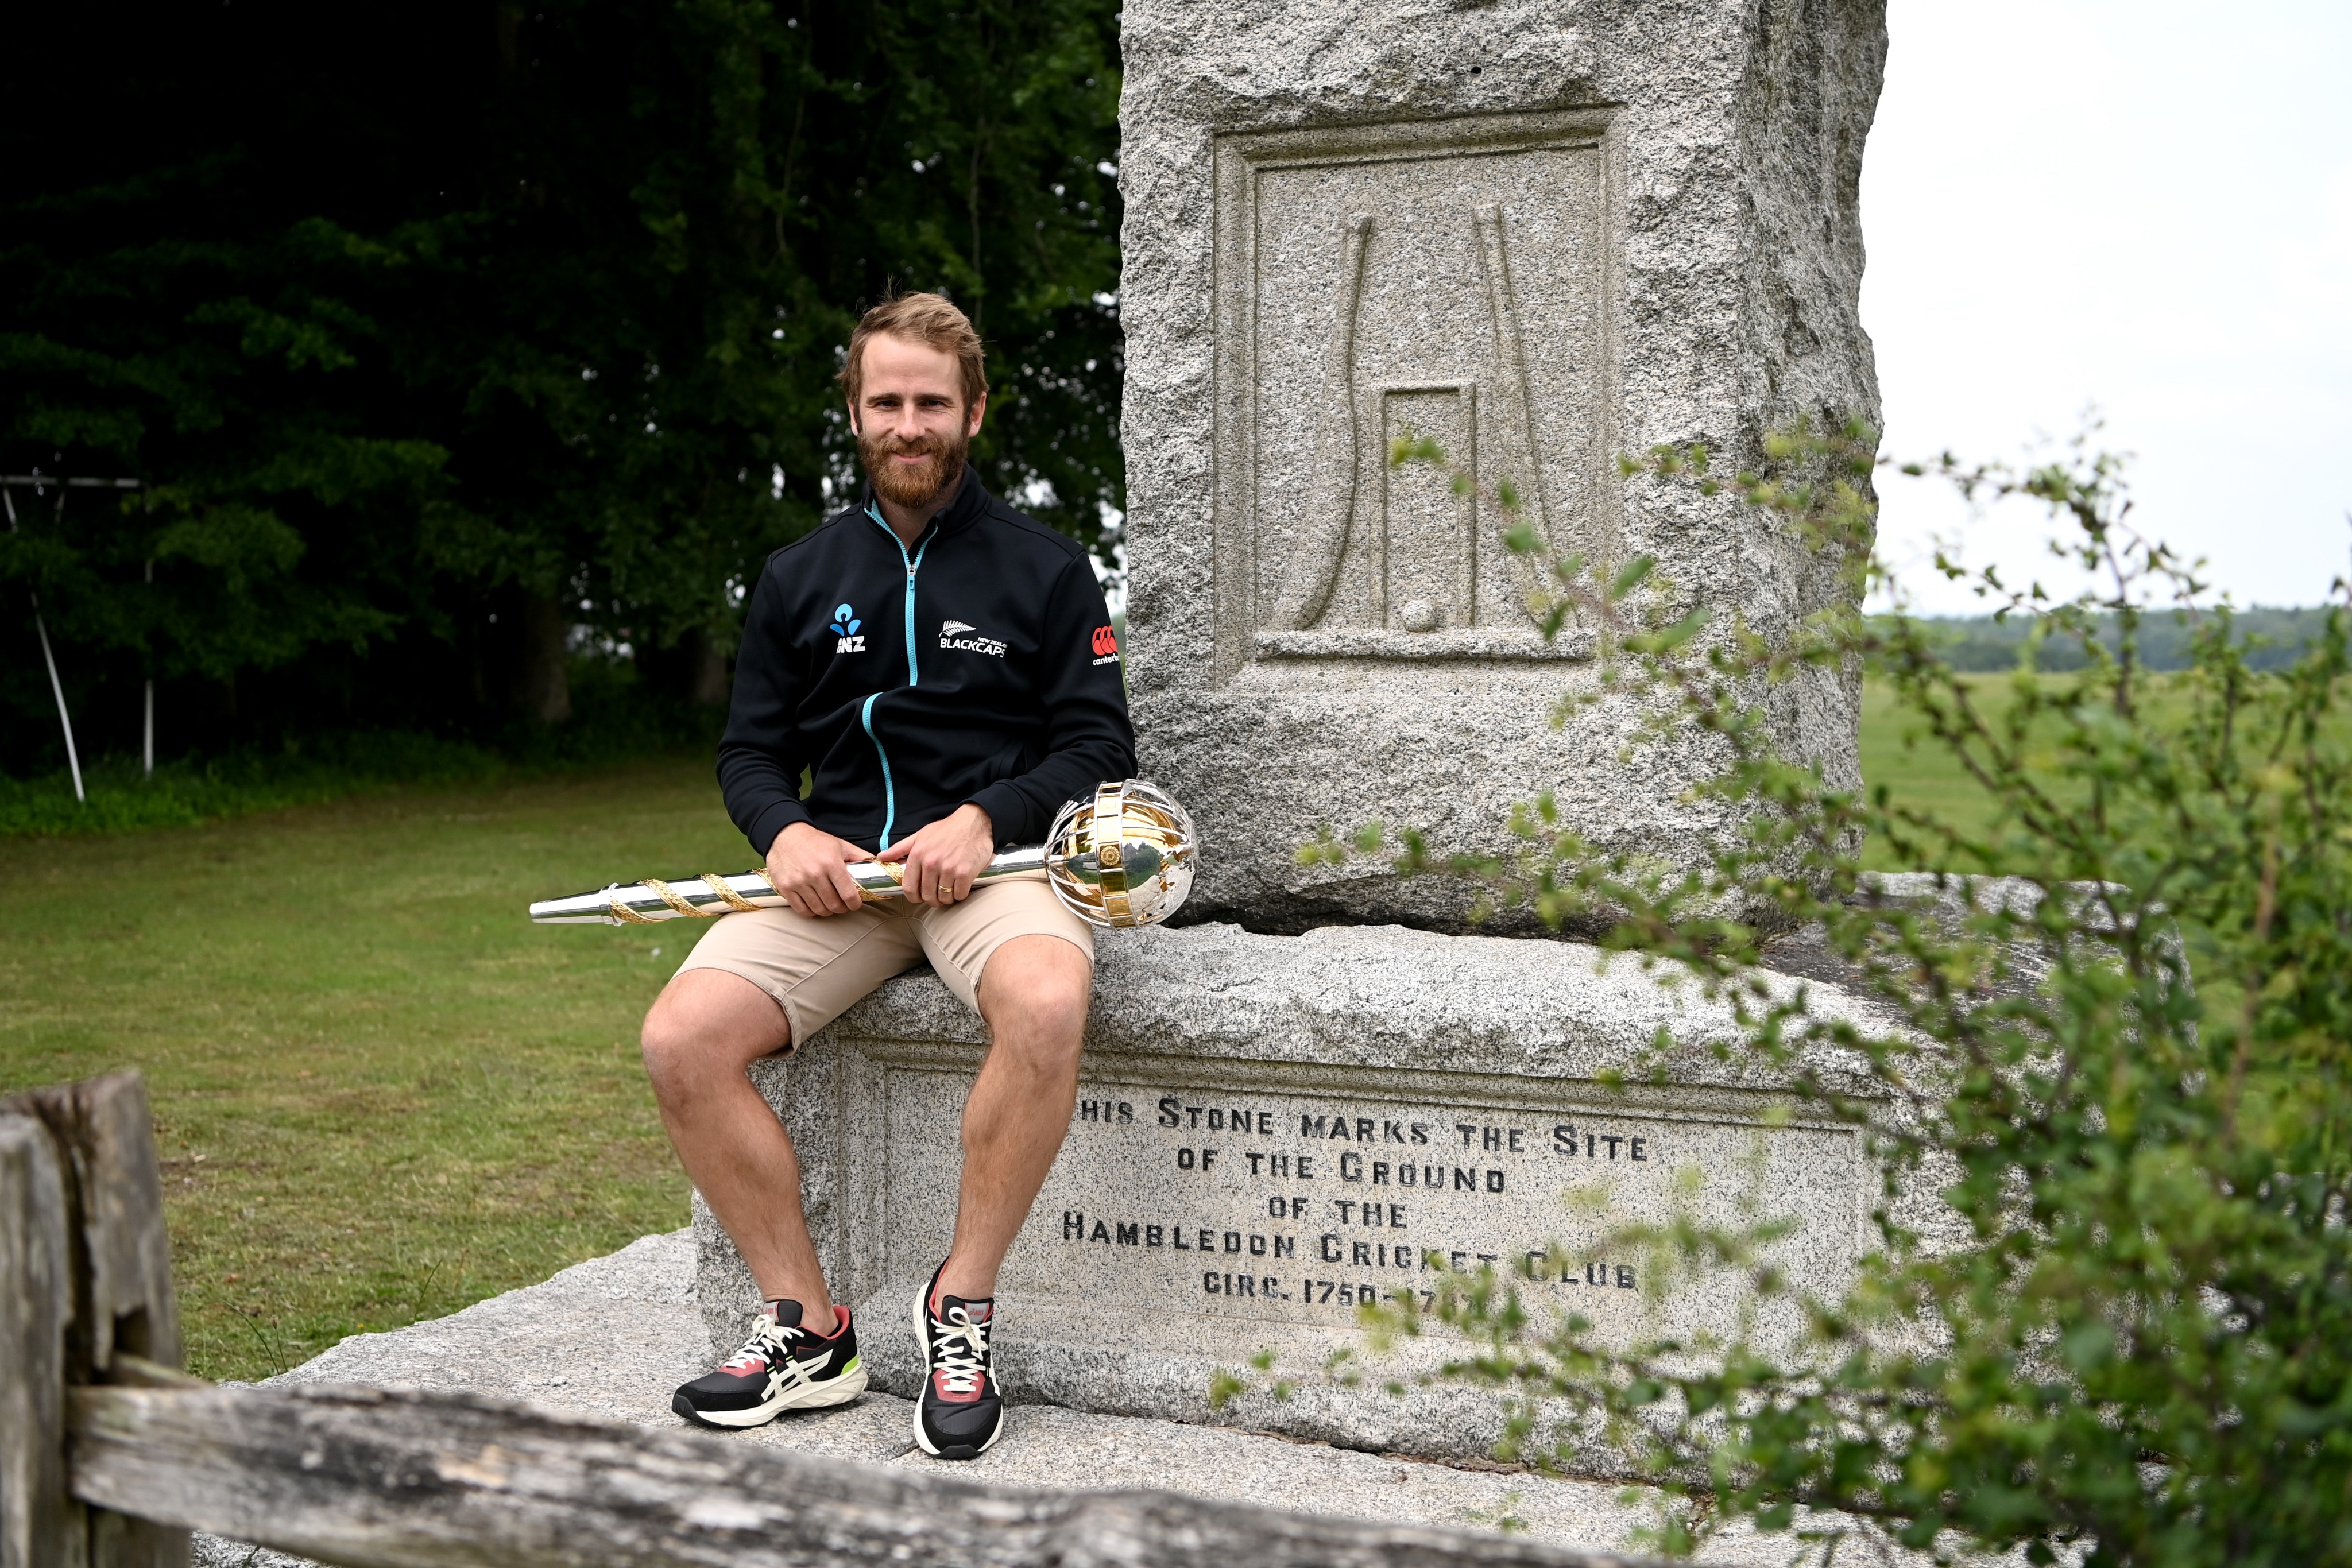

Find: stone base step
[192,1229,1863,1566]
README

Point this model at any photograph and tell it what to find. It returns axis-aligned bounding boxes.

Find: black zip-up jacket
[717,467,1135,857]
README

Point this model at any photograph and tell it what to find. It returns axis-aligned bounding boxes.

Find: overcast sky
[1860,0,2352,613]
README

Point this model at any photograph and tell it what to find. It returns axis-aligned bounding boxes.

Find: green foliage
[1291,426,2352,1564]
[0,656,721,838]
[0,734,505,839]
[3,2,1121,772]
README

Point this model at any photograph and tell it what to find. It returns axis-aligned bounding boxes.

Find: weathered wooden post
[2,1106,72,1567]
[1,1072,191,1568]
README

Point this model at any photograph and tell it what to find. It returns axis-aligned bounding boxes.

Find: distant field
[1854,669,2299,872]
[0,680,2145,1379]
[1858,675,2009,868]
[0,761,734,1380]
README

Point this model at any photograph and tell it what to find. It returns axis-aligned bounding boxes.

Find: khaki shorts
[672,873,1092,1046]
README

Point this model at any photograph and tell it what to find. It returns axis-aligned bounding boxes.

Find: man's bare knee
[641,969,791,1101]
[978,936,1092,1057]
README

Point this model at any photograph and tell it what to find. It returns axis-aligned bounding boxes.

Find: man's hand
[876,803,995,907]
[764,822,871,917]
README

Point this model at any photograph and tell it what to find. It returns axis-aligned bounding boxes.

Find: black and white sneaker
[911,1262,1004,1458]
[672,1300,866,1429]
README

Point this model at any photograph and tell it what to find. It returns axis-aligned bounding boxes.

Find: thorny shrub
[1249,423,2352,1566]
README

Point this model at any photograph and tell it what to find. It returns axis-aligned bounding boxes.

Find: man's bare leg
[640,969,834,1325]
[935,934,1093,1303]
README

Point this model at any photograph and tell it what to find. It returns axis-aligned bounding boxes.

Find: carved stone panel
[1124,1,1882,934]
[1215,112,1617,673]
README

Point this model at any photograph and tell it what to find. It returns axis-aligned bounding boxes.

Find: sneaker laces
[722,1311,807,1375]
[927,1303,992,1395]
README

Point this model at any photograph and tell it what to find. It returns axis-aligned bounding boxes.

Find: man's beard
[858,424,968,510]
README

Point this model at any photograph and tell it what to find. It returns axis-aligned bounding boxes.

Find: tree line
[1893,606,2334,672]
[1,0,1121,777]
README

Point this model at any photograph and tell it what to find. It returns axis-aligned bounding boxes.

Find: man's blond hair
[839,291,988,411]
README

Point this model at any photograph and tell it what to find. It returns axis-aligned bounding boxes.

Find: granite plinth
[696,921,1906,1461]
[1115,0,1887,934]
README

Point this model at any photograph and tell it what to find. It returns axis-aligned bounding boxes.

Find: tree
[1,0,1122,771]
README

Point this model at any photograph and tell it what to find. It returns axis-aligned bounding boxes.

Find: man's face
[851,334,985,510]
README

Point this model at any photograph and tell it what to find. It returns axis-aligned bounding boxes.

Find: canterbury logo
[1090,624,1119,664]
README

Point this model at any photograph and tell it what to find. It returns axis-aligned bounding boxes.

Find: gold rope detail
[607,893,659,924]
[701,874,763,913]
[640,877,720,919]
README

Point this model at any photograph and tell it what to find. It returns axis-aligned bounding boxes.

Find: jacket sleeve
[965,553,1137,845]
[716,561,814,857]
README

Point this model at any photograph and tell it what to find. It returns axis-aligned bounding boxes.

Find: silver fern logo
[939,619,1006,657]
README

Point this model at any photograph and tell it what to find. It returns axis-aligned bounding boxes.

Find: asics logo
[830,602,865,654]
[760,1346,833,1396]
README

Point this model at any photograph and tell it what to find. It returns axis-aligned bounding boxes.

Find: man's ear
[846,398,861,436]
[965,391,987,438]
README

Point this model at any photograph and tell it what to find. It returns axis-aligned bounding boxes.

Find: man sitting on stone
[640,291,1133,1459]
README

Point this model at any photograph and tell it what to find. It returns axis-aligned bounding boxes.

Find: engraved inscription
[876,1068,1860,1349]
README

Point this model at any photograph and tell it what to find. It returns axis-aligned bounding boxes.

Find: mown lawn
[0,683,2069,1380]
[0,759,742,1380]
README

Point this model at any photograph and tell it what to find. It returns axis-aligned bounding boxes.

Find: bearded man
[639,292,1132,1458]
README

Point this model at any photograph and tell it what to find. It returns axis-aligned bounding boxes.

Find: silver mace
[529,780,1199,930]
[529,844,1068,926]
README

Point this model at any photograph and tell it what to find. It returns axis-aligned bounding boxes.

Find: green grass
[0,759,745,1380]
[1858,676,2012,869]
[0,675,2217,1381]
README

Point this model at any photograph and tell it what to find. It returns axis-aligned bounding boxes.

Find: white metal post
[3,488,84,803]
[33,618,84,803]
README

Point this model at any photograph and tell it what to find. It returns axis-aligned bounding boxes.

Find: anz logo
[829,602,866,654]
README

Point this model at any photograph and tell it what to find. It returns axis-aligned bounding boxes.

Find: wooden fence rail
[2,1073,1641,1568]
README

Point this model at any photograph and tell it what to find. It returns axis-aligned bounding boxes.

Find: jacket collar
[858,463,989,545]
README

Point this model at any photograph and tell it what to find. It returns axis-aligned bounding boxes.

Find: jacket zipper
[860,502,933,851]
[859,693,896,851]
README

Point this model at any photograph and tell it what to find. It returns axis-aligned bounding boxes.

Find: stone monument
[1120,0,1885,934]
[696,0,1891,1463]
